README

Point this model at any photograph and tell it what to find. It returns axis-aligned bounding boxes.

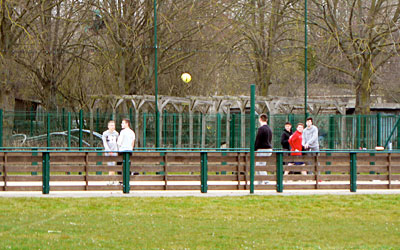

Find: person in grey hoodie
[302,117,319,175]
[302,117,319,152]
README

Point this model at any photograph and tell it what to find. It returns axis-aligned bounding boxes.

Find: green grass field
[0,195,399,249]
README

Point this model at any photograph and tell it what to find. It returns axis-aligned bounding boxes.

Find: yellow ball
[181,73,192,83]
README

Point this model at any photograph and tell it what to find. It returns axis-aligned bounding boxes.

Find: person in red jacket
[286,123,306,175]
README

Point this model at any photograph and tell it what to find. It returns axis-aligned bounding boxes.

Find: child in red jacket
[286,123,306,175]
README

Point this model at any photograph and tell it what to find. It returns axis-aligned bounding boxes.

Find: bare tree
[222,0,301,96]
[10,0,93,110]
[310,0,400,114]
[0,1,47,141]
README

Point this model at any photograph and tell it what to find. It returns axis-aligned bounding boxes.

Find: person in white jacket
[117,118,135,151]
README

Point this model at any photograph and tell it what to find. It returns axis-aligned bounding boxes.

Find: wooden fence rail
[0,151,400,194]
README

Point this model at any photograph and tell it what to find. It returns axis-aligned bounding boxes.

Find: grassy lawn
[0,195,399,249]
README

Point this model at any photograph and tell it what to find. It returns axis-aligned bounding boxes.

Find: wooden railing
[0,150,399,193]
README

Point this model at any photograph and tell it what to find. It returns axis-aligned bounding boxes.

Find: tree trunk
[0,2,15,145]
[258,0,278,97]
[0,70,15,146]
[355,66,372,114]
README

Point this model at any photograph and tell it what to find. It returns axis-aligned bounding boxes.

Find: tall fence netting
[1,110,399,150]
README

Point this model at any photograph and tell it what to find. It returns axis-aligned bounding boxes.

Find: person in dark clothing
[281,122,292,151]
[254,114,273,151]
[254,114,273,184]
[281,122,293,169]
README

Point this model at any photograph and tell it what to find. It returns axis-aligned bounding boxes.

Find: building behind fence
[0,109,399,150]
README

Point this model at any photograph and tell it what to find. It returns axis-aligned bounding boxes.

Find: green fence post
[79,110,83,149]
[356,115,361,149]
[143,113,147,148]
[250,84,256,193]
[129,108,133,130]
[398,115,400,149]
[200,152,208,193]
[122,152,131,193]
[173,113,177,148]
[350,152,357,192]
[230,113,236,148]
[199,113,203,148]
[66,112,71,176]
[67,112,71,148]
[326,116,335,174]
[30,107,34,137]
[163,110,168,146]
[217,113,221,148]
[0,109,3,148]
[329,116,335,149]
[377,113,382,146]
[237,113,241,148]
[35,111,38,136]
[47,113,51,148]
[62,108,66,131]
[96,108,100,133]
[363,116,367,148]
[32,148,38,176]
[42,152,50,194]
[276,152,284,193]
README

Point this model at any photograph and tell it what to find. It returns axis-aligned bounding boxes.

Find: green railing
[1,149,399,194]
[0,109,399,150]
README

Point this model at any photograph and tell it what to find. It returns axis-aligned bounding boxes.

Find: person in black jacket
[254,114,272,185]
[281,122,292,151]
[280,122,293,171]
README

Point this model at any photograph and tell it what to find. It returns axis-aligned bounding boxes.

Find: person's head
[108,120,116,131]
[121,118,131,129]
[258,114,268,125]
[306,117,313,127]
[284,122,292,132]
[296,123,304,133]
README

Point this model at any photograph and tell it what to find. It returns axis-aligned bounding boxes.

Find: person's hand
[295,149,299,151]
[305,143,309,149]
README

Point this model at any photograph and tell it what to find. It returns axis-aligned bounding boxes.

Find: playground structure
[0,93,400,150]
[1,109,399,151]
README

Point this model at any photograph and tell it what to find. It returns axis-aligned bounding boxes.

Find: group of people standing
[102,119,136,178]
[102,119,136,153]
[281,118,319,154]
[280,118,319,175]
[254,115,319,183]
[101,115,318,183]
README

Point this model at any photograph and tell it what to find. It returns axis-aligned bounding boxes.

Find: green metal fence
[0,109,399,150]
